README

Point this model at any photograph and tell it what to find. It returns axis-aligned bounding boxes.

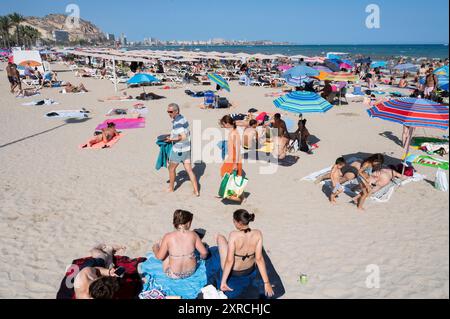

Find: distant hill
[21,14,107,43]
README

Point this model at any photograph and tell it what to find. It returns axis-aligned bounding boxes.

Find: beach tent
[273,91,333,114]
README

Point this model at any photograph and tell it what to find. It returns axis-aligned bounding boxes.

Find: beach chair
[204,91,215,108]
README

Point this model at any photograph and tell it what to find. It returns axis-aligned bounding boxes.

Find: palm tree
[8,12,25,46]
[20,25,40,48]
[0,15,12,48]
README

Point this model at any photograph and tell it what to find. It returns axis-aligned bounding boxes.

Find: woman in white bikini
[152,210,208,279]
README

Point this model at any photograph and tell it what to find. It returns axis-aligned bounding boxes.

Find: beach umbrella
[312,65,332,73]
[277,65,293,72]
[282,65,319,79]
[273,91,333,114]
[339,62,353,70]
[324,59,341,72]
[207,73,230,92]
[327,53,342,60]
[305,56,326,64]
[434,66,449,76]
[393,63,418,71]
[367,98,449,173]
[325,72,358,82]
[370,61,387,68]
[127,73,160,85]
[19,60,42,67]
[285,76,311,87]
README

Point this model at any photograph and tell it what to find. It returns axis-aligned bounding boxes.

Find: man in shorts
[424,67,438,99]
[165,103,200,196]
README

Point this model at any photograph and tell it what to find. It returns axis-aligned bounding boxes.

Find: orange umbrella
[19,60,42,67]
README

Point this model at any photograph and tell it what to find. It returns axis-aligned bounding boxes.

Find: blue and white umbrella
[273,91,333,114]
[282,65,319,79]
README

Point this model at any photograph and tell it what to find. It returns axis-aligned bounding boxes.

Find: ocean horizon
[128,44,449,60]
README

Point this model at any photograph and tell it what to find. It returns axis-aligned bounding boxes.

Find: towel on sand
[156,139,173,170]
[205,247,284,299]
[22,99,58,106]
[405,154,449,170]
[56,255,146,299]
[139,253,206,300]
[45,109,89,119]
[79,134,123,150]
[95,118,145,130]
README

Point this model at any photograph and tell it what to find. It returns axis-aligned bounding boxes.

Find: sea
[129,44,449,60]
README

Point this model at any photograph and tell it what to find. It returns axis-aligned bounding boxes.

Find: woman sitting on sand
[216,209,274,297]
[398,75,408,88]
[152,210,208,279]
[82,122,119,149]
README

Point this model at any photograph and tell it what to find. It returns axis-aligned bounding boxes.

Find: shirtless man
[7,63,22,93]
[98,91,133,102]
[73,244,125,299]
[82,122,120,148]
[62,82,89,93]
[424,68,438,98]
[329,157,347,204]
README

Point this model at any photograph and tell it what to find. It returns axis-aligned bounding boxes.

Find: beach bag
[434,169,448,192]
[218,171,248,198]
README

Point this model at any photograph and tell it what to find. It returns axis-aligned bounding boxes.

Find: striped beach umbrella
[273,91,333,114]
[285,76,311,87]
[282,65,319,79]
[325,72,358,82]
[434,66,449,76]
[367,98,449,130]
[207,73,230,92]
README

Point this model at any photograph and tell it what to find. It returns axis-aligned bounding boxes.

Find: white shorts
[424,86,434,96]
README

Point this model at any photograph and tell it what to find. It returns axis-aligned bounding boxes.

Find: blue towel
[140,253,207,299]
[205,247,285,299]
[218,140,228,160]
[155,140,172,170]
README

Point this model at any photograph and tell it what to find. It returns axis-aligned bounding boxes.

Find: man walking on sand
[165,103,200,197]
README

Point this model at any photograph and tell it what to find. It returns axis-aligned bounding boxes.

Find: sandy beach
[0,61,448,299]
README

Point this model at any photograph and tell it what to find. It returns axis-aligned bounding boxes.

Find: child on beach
[330,157,347,204]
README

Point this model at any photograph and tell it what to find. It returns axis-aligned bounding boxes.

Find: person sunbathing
[82,122,119,148]
[61,82,89,93]
[370,168,407,193]
[16,88,40,97]
[215,209,274,297]
[73,244,126,299]
[398,75,408,88]
[98,91,133,102]
[136,92,165,100]
[152,210,208,280]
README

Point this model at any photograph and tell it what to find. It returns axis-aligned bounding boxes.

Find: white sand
[0,62,448,298]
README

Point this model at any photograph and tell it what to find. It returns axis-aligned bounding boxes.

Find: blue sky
[1,0,448,44]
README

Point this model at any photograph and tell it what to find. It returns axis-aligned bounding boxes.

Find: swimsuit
[165,251,197,280]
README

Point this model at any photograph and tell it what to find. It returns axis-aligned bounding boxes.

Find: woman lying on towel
[364,168,407,194]
[81,122,120,149]
[136,92,165,101]
[216,210,274,297]
[73,244,126,299]
[152,210,208,280]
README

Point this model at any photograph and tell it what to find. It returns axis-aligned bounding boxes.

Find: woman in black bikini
[215,209,274,297]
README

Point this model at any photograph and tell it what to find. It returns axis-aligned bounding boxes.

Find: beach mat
[45,109,90,119]
[95,118,145,130]
[205,246,285,299]
[79,133,123,150]
[138,253,206,300]
[56,255,146,299]
[411,136,449,149]
[22,99,59,106]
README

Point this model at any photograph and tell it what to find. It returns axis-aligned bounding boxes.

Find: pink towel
[95,118,145,130]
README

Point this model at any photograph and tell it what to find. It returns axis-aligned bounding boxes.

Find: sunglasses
[167,110,174,114]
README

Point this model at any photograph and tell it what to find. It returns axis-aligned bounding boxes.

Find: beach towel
[16,92,40,98]
[156,139,173,170]
[205,247,284,299]
[22,99,58,106]
[411,137,449,149]
[95,118,145,130]
[56,255,146,299]
[405,154,449,170]
[139,253,207,300]
[45,109,89,119]
[79,134,123,150]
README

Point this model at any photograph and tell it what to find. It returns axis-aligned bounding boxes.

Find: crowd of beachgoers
[1,47,449,299]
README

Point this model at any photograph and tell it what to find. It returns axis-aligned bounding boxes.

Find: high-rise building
[120,33,127,46]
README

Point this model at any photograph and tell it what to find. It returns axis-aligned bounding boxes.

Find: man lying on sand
[81,122,119,149]
[98,91,134,102]
[73,244,126,299]
[60,82,89,93]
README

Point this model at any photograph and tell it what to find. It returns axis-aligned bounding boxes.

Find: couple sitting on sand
[318,154,407,210]
[73,209,274,299]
